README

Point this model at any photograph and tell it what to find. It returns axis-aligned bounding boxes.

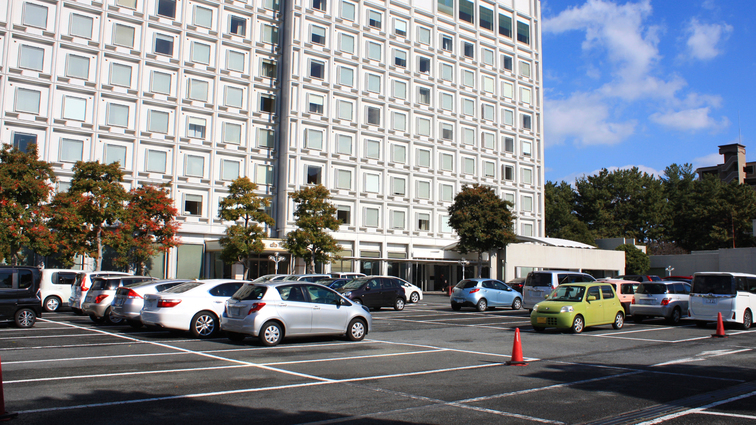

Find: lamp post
[459,259,470,280]
[665,265,674,277]
[268,252,284,274]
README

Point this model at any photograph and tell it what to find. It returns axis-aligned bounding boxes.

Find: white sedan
[141,279,248,338]
[402,282,423,303]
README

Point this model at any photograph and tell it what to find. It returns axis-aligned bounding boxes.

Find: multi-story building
[1,0,543,289]
[695,144,756,190]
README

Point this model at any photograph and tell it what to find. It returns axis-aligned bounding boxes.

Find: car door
[600,285,618,323]
[583,286,604,325]
[276,284,312,335]
[0,269,17,320]
[305,285,348,334]
[208,282,244,317]
[361,278,383,307]
[493,281,514,306]
[381,278,401,306]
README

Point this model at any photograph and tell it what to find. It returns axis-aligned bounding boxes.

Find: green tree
[47,191,87,268]
[112,185,181,276]
[659,163,697,253]
[544,181,595,245]
[218,177,275,279]
[0,144,57,265]
[283,185,341,274]
[447,184,516,277]
[615,243,650,275]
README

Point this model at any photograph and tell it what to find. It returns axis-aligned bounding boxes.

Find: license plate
[453,298,464,304]
[537,317,547,324]
[705,298,717,304]
[639,299,654,305]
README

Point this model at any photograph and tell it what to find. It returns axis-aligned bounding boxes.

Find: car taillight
[631,297,635,304]
[247,303,266,315]
[469,288,480,293]
[82,284,89,291]
[95,295,109,304]
[157,299,182,308]
[125,289,143,299]
[661,299,670,306]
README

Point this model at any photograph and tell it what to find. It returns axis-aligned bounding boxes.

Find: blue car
[451,278,523,312]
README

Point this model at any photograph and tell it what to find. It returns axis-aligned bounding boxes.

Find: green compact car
[530,283,625,333]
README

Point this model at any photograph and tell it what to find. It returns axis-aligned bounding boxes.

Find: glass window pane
[365,174,379,192]
[108,103,129,126]
[106,144,127,166]
[437,0,453,16]
[306,129,323,150]
[258,129,275,148]
[59,139,84,163]
[19,45,44,70]
[338,101,353,120]
[187,117,206,139]
[227,51,245,72]
[194,6,213,28]
[155,34,174,55]
[222,160,240,180]
[337,170,351,189]
[417,181,430,199]
[365,208,379,226]
[110,63,132,87]
[192,42,211,64]
[114,24,135,48]
[224,122,242,144]
[256,165,274,185]
[151,71,172,94]
[15,88,41,114]
[62,96,86,121]
[186,155,205,176]
[517,21,530,45]
[147,150,167,173]
[189,79,209,101]
[341,1,355,20]
[340,67,354,86]
[366,140,380,158]
[70,14,94,39]
[417,149,430,167]
[337,135,352,155]
[24,3,48,28]
[157,0,177,18]
[225,86,244,108]
[66,55,90,79]
[340,34,355,53]
[148,110,170,133]
[499,13,512,37]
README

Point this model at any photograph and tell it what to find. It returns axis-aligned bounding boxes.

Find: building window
[310,60,325,79]
[312,0,326,12]
[256,165,274,185]
[188,79,208,101]
[499,13,512,38]
[522,223,533,236]
[107,103,129,127]
[502,55,513,71]
[261,60,276,78]
[260,95,275,113]
[517,21,530,45]
[19,45,44,71]
[391,211,405,229]
[221,160,240,181]
[305,129,323,150]
[338,100,353,120]
[191,42,211,64]
[441,123,453,140]
[504,165,514,180]
[480,5,493,30]
[337,206,351,225]
[59,139,84,163]
[307,165,322,184]
[154,34,174,56]
[483,76,495,93]
[225,86,244,108]
[148,71,171,94]
[482,48,494,65]
[392,144,406,163]
[418,87,431,105]
[463,157,475,174]
[417,118,431,136]
[520,61,532,78]
[393,80,407,99]
[367,41,381,61]
[366,73,381,93]
[482,132,495,149]
[459,0,474,23]
[364,208,379,227]
[392,113,406,132]
[441,184,454,202]
[522,140,532,156]
[340,33,355,53]
[365,139,380,159]
[336,169,352,190]
[417,213,430,231]
[23,2,48,28]
[394,50,407,68]
[504,137,514,153]
[227,50,245,72]
[311,25,326,44]
[521,87,532,104]
[504,109,514,126]
[440,215,453,233]
[441,63,453,81]
[395,19,407,37]
[113,24,135,48]
[308,93,325,114]
[258,129,275,148]
[482,103,495,120]
[366,106,381,126]
[70,14,94,39]
[523,168,533,185]
[418,26,432,44]
[484,161,495,178]
[503,82,514,98]
[105,144,127,166]
[116,0,137,8]
[336,134,352,155]
[184,194,202,216]
[391,177,406,196]
[230,16,246,36]
[224,122,243,145]
[522,114,532,130]
[263,0,280,10]
[336,67,353,87]
[441,93,453,110]
[438,0,453,16]
[418,56,431,74]
[417,181,430,199]
[110,63,132,87]
[463,70,475,87]
[187,117,207,139]
[441,35,453,51]
[157,0,176,18]
[463,42,474,58]
[62,96,86,121]
[365,173,380,193]
[146,150,167,173]
[462,128,475,145]
[261,25,278,44]
[522,195,533,212]
[440,153,453,171]
[185,155,205,177]
[368,10,382,29]
[463,98,475,116]
[416,149,431,167]
[341,1,355,20]
[194,6,213,28]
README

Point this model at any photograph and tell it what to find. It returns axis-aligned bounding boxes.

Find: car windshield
[342,278,368,290]
[636,283,668,295]
[163,282,203,293]
[455,280,478,289]
[691,275,735,295]
[232,284,267,300]
[524,273,552,288]
[548,285,586,301]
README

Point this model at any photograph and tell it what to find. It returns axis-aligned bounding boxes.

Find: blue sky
[541,0,756,184]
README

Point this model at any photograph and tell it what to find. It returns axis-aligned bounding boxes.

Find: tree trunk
[96,227,103,271]
[477,251,483,278]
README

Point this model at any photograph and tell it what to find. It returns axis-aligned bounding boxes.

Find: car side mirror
[365,286,371,291]
[587,295,597,301]
[544,294,550,299]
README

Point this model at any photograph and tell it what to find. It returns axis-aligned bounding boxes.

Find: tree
[447,184,516,277]
[0,144,57,266]
[112,185,181,275]
[615,244,650,275]
[218,177,275,279]
[544,181,595,245]
[283,185,341,274]
[659,163,697,253]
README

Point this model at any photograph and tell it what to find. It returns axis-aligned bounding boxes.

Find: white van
[39,269,79,312]
[688,272,756,330]
[522,271,596,311]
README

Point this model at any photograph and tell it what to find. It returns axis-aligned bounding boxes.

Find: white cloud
[680,18,733,61]
[545,92,636,146]
[649,107,730,132]
[692,152,722,171]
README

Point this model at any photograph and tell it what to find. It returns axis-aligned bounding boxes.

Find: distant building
[695,144,756,189]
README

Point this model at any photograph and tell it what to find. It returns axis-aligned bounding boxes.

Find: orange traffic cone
[0,355,19,421]
[712,312,728,338]
[506,328,528,366]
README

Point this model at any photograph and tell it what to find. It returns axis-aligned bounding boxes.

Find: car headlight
[533,304,539,312]
[560,305,574,313]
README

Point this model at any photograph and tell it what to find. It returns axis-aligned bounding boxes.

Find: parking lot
[2,294,756,424]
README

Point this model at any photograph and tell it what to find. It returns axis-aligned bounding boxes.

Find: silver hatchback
[111,279,191,328]
[630,281,691,324]
[221,281,372,346]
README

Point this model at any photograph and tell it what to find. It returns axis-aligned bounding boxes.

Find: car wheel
[476,299,488,312]
[511,298,522,310]
[632,315,645,323]
[127,320,143,329]
[394,297,405,311]
[533,326,545,333]
[190,311,218,339]
[346,318,367,341]
[104,307,124,325]
[571,315,585,334]
[451,303,461,311]
[741,310,753,330]
[410,292,420,303]
[259,321,283,346]
[227,331,246,342]
[352,298,362,305]
[612,312,625,329]
[44,296,61,312]
[15,308,36,328]
[666,307,682,325]
[89,314,105,324]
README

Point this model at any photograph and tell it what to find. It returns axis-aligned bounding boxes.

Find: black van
[0,266,43,327]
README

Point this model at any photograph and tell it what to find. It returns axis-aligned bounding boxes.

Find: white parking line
[0,333,105,340]
[2,351,189,365]
[374,317,527,330]
[651,348,754,367]
[5,364,252,384]
[635,389,756,424]
[697,411,756,420]
[368,338,540,361]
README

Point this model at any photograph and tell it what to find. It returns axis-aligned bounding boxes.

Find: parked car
[39,269,78,312]
[450,279,522,312]
[688,272,756,330]
[279,274,331,283]
[402,282,423,303]
[252,274,288,283]
[111,279,191,328]
[661,276,692,284]
[329,272,366,279]
[315,278,351,290]
[141,279,248,338]
[507,277,526,293]
[598,279,639,315]
[222,281,372,346]
[69,271,131,315]
[530,282,625,333]
[336,276,407,311]
[522,271,596,311]
[82,276,157,325]
[630,281,690,324]
[0,266,42,328]
[617,275,662,282]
